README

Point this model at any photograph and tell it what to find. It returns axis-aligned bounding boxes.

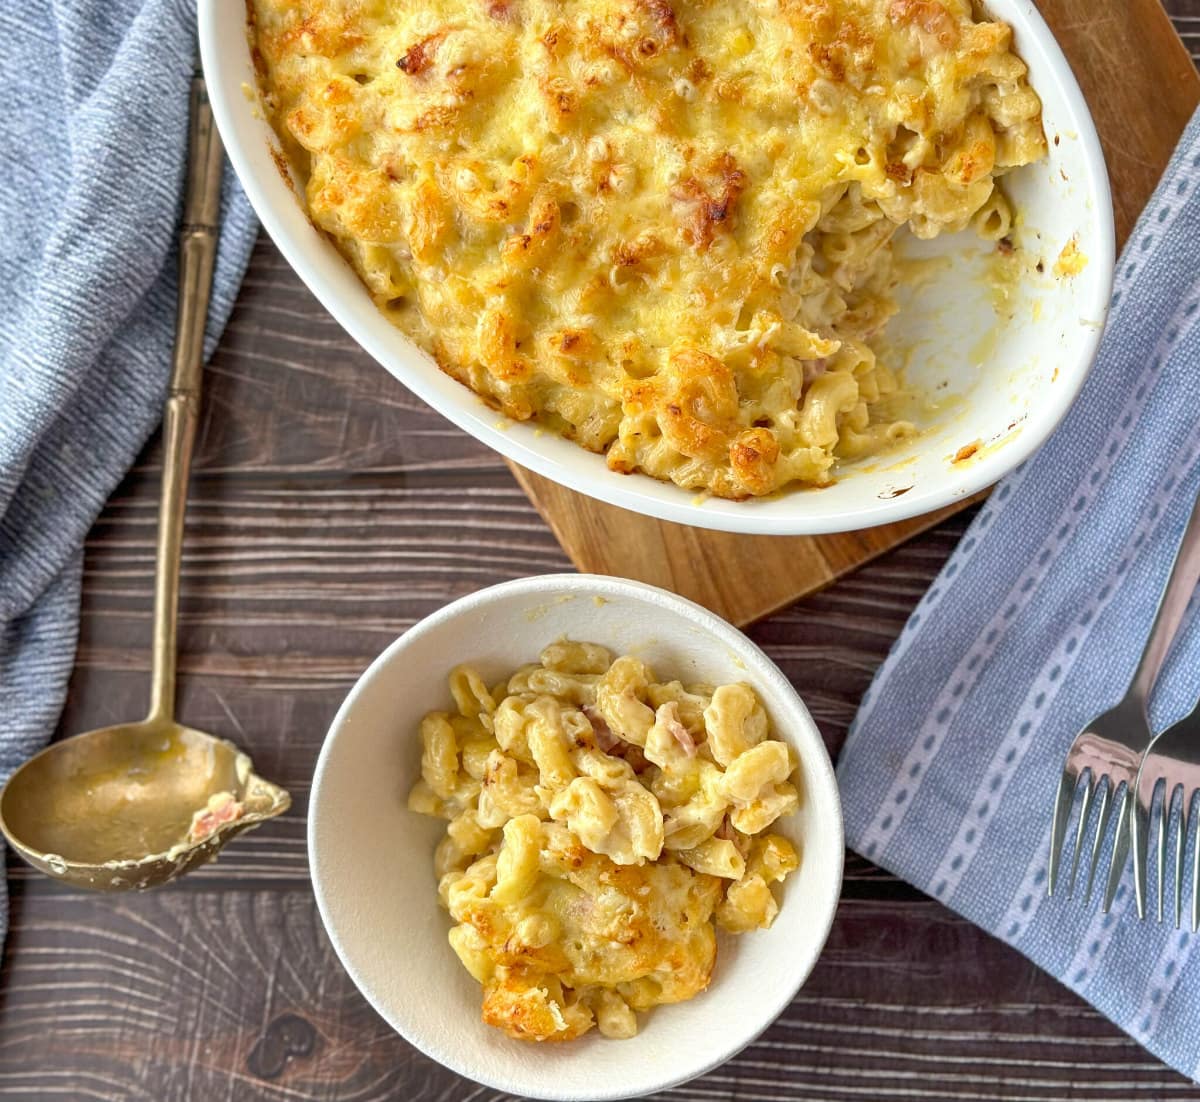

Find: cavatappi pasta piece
[703,684,769,767]
[480,750,543,822]
[448,665,496,721]
[678,836,746,880]
[722,741,792,803]
[419,713,459,801]
[594,656,657,747]
[547,777,618,854]
[540,640,613,675]
[551,771,665,865]
[645,680,714,735]
[492,814,543,905]
[590,989,639,1040]
[524,697,577,793]
[717,833,801,932]
[253,0,1047,500]
[408,641,803,1041]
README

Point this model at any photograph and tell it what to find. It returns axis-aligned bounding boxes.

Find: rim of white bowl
[199,0,1114,536]
[307,573,845,1099]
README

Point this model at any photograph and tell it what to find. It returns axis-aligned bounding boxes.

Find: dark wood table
[2,8,1199,1100]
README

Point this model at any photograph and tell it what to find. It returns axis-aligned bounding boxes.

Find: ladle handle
[147,62,225,725]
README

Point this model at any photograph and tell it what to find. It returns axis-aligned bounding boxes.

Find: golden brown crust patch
[671,153,747,252]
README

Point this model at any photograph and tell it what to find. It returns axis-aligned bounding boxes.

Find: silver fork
[1048,492,1200,908]
[1133,701,1200,926]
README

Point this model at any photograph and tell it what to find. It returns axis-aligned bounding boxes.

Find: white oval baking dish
[200,0,1114,535]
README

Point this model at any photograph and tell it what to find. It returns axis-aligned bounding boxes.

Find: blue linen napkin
[0,0,257,928]
[838,105,1200,1079]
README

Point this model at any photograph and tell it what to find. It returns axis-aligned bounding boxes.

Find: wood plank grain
[509,0,1200,627]
[1051,0,1200,245]
[0,888,1194,1102]
[512,464,980,625]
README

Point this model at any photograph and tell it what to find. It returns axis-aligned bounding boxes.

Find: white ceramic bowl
[201,1,1113,534]
[308,574,843,1099]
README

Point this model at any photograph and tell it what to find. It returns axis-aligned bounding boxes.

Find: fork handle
[1130,491,1200,704]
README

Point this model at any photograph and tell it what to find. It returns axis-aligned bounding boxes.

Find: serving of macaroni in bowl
[308,575,843,1098]
[409,643,802,1042]
[201,0,1112,534]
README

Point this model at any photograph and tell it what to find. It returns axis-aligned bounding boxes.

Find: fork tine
[1192,795,1200,933]
[1133,772,1156,919]
[1156,783,1168,924]
[1084,779,1112,904]
[1104,785,1132,913]
[1049,767,1082,896]
[1068,774,1095,897]
[1174,788,1187,930]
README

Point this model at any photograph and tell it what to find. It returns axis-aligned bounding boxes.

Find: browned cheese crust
[253,0,1045,496]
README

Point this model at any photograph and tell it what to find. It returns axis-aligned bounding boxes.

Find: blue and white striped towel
[0,0,257,935]
[838,105,1200,1079]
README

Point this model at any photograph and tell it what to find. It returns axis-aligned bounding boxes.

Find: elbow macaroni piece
[408,640,802,1041]
[252,0,1046,500]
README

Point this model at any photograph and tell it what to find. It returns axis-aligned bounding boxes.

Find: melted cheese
[253,0,1045,496]
[408,643,801,1042]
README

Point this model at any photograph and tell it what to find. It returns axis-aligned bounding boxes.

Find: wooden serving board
[507,0,1200,627]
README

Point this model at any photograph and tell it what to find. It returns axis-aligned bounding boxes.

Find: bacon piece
[659,701,697,757]
[583,705,619,752]
[396,32,446,75]
[671,153,747,252]
[187,792,244,843]
[616,744,651,773]
[715,816,751,857]
[584,704,652,772]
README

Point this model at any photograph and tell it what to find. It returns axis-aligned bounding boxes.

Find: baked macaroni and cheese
[252,0,1045,497]
[407,641,800,1041]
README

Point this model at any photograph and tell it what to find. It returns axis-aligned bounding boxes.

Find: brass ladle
[0,66,290,892]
